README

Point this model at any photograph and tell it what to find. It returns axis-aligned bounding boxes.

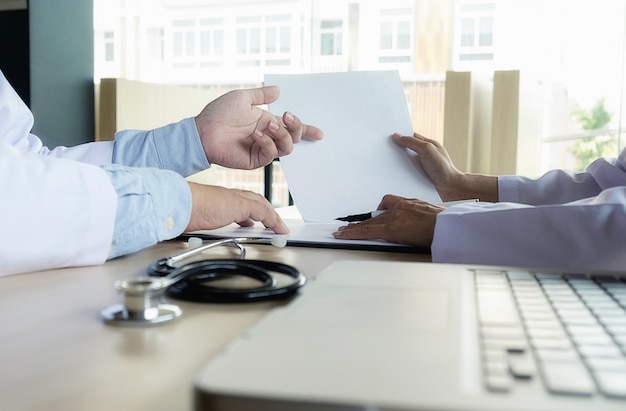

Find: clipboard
[183,207,429,254]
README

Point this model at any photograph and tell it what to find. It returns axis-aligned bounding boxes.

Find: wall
[0,1,30,104]
[29,0,94,147]
[96,78,215,141]
[0,0,94,147]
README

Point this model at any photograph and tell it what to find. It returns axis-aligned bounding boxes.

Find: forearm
[440,172,498,203]
[462,173,498,202]
[112,117,210,177]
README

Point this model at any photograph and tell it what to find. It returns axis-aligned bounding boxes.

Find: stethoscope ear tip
[271,235,287,248]
[187,236,203,249]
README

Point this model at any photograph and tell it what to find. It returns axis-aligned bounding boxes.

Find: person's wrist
[185,182,210,232]
[194,116,212,163]
[453,173,498,202]
[434,172,471,201]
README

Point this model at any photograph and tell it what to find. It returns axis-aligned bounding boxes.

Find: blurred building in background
[94,0,626,205]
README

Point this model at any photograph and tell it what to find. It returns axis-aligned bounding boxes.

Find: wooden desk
[0,241,429,411]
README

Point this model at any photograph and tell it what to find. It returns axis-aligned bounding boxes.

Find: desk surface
[0,240,429,411]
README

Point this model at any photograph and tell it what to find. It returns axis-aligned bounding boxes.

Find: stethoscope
[101,236,305,327]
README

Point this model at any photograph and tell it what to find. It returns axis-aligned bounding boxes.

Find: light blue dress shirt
[105,118,211,259]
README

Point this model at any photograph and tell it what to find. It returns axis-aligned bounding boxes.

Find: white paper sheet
[265,71,441,222]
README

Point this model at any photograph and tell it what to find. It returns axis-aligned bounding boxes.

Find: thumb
[392,132,432,156]
[248,86,280,107]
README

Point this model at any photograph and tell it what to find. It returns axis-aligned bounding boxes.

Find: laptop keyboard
[474,269,626,399]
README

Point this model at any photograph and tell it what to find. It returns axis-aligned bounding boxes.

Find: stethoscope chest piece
[101,277,182,327]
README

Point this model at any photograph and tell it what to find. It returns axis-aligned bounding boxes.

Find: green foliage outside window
[568,99,617,171]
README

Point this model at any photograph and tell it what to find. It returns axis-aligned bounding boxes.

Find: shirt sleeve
[498,148,626,205]
[431,186,626,272]
[112,118,210,177]
[498,169,602,205]
[102,164,191,259]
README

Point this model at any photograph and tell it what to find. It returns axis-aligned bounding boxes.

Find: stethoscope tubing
[146,237,305,303]
[160,259,306,303]
[147,237,275,277]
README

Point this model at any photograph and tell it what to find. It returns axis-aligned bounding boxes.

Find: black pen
[336,200,479,222]
[336,210,386,222]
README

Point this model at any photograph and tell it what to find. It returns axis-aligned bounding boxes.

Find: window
[265,14,291,53]
[170,18,226,69]
[320,20,343,56]
[378,8,412,64]
[172,19,196,58]
[104,31,115,62]
[457,2,495,61]
[265,27,277,53]
[199,18,224,57]
[235,14,293,67]
[265,14,292,66]
[236,15,262,66]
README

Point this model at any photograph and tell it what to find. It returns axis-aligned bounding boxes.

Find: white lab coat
[1,71,117,276]
[432,153,626,272]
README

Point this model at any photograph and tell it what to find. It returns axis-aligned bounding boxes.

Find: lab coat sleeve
[30,139,115,165]
[0,143,117,276]
[431,186,626,272]
[0,69,114,165]
[112,118,210,177]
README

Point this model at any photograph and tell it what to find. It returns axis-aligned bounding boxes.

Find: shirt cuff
[497,175,519,203]
[102,164,192,259]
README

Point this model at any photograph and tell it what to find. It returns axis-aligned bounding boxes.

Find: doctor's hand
[393,132,498,202]
[195,86,323,170]
[332,194,444,248]
[185,183,289,234]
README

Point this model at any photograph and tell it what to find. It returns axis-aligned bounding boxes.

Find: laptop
[194,260,626,410]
